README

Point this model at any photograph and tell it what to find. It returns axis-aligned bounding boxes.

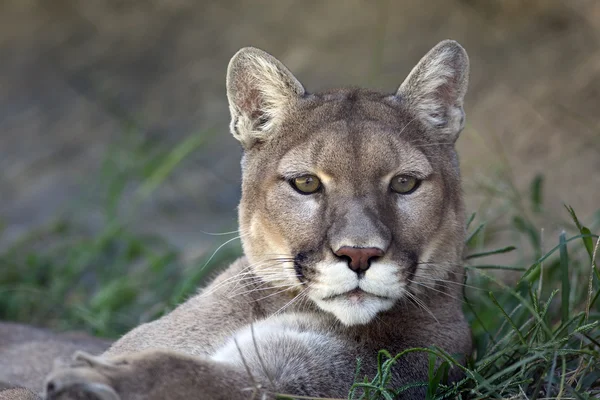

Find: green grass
[0,133,599,399]
[0,130,239,338]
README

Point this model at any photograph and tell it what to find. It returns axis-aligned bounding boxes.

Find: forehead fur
[250,88,457,173]
[277,121,433,180]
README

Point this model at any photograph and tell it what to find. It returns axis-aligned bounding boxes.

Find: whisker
[230,281,303,299]
[416,261,464,268]
[272,284,313,317]
[229,259,298,292]
[397,116,418,137]
[228,267,294,293]
[227,277,287,294]
[200,233,250,271]
[200,258,294,297]
[200,250,297,295]
[199,229,243,236]
[297,292,313,314]
[201,264,269,295]
[404,290,439,323]
[414,276,485,291]
[407,280,465,303]
[253,283,305,303]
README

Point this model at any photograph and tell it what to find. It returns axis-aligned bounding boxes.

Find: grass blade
[489,292,526,346]
[519,233,599,283]
[466,213,477,230]
[530,174,544,214]
[466,246,516,260]
[137,132,208,199]
[466,223,486,246]
[559,231,570,325]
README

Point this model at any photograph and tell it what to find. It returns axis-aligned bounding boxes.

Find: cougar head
[226,41,469,326]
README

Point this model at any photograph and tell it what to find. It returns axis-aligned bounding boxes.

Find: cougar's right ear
[226,47,305,149]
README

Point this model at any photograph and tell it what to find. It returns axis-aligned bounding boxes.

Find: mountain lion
[1,39,472,399]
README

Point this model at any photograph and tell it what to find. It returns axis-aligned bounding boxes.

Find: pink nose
[334,246,384,272]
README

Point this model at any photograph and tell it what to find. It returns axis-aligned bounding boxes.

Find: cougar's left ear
[226,47,305,149]
[396,40,469,142]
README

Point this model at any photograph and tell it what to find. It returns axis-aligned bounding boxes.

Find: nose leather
[334,246,384,272]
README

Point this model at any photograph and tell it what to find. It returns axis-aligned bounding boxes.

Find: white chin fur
[309,260,401,325]
[313,296,396,326]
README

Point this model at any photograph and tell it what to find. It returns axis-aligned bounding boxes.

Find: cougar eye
[390,175,420,194]
[291,175,321,194]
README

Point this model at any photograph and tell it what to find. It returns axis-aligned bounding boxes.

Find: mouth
[323,288,389,302]
[313,285,397,326]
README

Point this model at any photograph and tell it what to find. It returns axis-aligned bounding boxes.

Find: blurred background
[0,0,599,337]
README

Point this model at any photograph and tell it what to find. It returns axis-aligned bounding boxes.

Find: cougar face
[227,41,469,325]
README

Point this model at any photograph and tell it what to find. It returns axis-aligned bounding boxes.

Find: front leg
[44,350,259,400]
[45,316,356,400]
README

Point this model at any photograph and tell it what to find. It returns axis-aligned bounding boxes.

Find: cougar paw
[44,352,121,400]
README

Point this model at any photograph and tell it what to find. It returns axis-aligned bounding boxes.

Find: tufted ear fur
[226,47,305,149]
[397,40,469,142]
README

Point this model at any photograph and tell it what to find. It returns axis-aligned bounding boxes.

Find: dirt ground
[1,0,598,257]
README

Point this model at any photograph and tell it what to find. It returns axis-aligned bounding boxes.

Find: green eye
[291,175,321,194]
[390,175,420,194]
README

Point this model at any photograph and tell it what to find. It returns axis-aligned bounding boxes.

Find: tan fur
[1,40,472,400]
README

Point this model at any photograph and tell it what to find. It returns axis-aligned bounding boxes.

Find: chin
[314,294,396,326]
